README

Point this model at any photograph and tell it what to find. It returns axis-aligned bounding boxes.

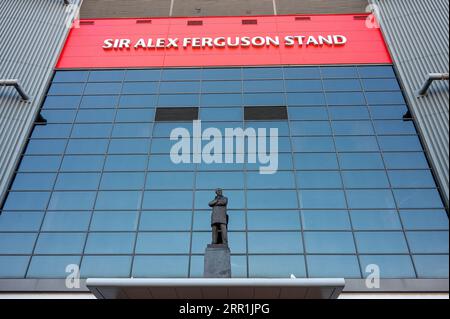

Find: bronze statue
[209,188,228,245]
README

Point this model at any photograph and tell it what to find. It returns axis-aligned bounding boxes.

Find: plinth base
[204,244,231,278]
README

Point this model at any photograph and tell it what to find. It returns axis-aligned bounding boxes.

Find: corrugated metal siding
[371,0,449,208]
[0,0,82,205]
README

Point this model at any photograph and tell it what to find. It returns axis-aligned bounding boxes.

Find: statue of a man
[208,188,228,245]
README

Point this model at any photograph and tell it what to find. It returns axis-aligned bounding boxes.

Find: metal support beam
[0,79,30,101]
[417,73,449,96]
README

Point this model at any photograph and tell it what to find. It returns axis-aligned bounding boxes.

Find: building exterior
[0,0,448,299]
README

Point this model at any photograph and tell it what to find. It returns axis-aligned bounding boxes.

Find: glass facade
[0,66,448,279]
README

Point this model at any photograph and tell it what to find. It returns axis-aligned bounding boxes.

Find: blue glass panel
[284,67,320,79]
[115,109,155,122]
[18,155,62,172]
[133,256,189,277]
[140,211,192,231]
[249,255,306,278]
[370,105,408,120]
[0,211,44,231]
[195,190,244,209]
[66,139,108,154]
[346,190,396,209]
[0,256,30,278]
[88,70,125,82]
[362,79,400,91]
[136,232,190,253]
[43,96,81,109]
[304,232,355,253]
[90,211,138,231]
[191,232,246,254]
[201,94,242,106]
[25,139,67,155]
[323,79,361,91]
[285,80,322,92]
[159,81,200,93]
[0,233,37,254]
[48,83,84,95]
[243,67,283,79]
[288,107,329,120]
[247,153,293,171]
[359,255,415,278]
[244,121,289,136]
[247,190,298,209]
[406,231,449,253]
[48,192,96,210]
[400,210,449,230]
[85,233,135,254]
[297,171,342,189]
[321,66,357,78]
[35,233,86,254]
[125,69,161,81]
[248,232,303,253]
[104,155,147,171]
[355,232,409,253]
[75,109,115,123]
[332,121,374,135]
[247,211,300,230]
[342,171,390,188]
[196,171,244,189]
[358,66,395,78]
[366,92,405,105]
[28,256,81,278]
[80,95,118,108]
[143,191,193,209]
[158,94,199,107]
[383,152,429,169]
[290,121,332,136]
[350,210,402,230]
[201,107,242,121]
[338,153,384,169]
[307,256,361,278]
[84,83,122,95]
[335,136,379,152]
[388,170,436,188]
[302,210,351,230]
[112,123,153,138]
[31,124,72,138]
[95,191,142,210]
[202,68,242,80]
[328,106,370,120]
[122,82,158,94]
[11,173,56,190]
[3,192,50,210]
[146,171,194,189]
[243,80,284,92]
[286,93,326,106]
[148,154,196,171]
[119,95,157,108]
[243,93,285,106]
[80,256,131,278]
[161,69,201,81]
[71,124,112,138]
[294,153,338,170]
[108,139,149,154]
[53,71,89,82]
[54,173,101,190]
[60,155,105,172]
[100,172,145,190]
[393,189,443,209]
[292,137,335,152]
[42,211,91,231]
[247,171,295,189]
[152,122,192,137]
[300,190,346,209]
[201,81,242,93]
[413,255,449,278]
[373,120,416,135]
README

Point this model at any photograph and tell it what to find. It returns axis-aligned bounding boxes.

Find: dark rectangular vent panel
[187,20,203,26]
[244,106,288,120]
[155,107,199,121]
[353,15,368,20]
[295,16,311,21]
[79,21,95,25]
[136,19,152,24]
[242,19,257,25]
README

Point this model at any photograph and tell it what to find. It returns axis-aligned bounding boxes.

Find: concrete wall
[0,0,82,206]
[371,0,450,208]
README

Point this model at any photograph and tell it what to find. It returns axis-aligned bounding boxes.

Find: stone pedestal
[204,244,231,278]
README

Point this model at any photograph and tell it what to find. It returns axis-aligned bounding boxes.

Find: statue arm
[216,197,228,206]
[208,199,218,207]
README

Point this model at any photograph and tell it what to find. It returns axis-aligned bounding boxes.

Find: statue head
[215,188,223,196]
